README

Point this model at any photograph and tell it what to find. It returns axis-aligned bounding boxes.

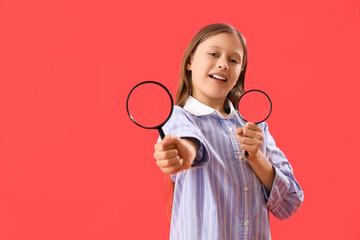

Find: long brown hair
[176,23,248,109]
[166,23,248,221]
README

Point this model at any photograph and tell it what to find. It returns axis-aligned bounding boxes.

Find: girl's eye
[230,59,240,64]
[209,53,218,57]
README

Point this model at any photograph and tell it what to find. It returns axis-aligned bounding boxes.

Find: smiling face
[187,32,245,111]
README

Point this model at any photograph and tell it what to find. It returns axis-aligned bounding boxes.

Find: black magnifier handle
[158,128,165,139]
[244,150,249,158]
[237,89,272,159]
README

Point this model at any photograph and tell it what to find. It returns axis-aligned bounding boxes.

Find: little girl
[153,23,303,240]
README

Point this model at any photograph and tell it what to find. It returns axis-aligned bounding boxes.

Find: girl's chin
[201,95,229,102]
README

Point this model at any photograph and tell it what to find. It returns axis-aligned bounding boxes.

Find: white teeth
[211,74,226,81]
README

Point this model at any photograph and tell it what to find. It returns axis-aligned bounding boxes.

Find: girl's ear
[186,62,192,71]
[186,54,193,71]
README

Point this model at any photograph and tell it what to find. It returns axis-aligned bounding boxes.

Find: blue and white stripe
[161,96,303,240]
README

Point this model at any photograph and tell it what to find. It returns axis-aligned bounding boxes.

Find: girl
[153,23,303,240]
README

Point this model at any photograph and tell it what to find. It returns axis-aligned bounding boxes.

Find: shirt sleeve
[160,106,210,170]
[261,122,304,220]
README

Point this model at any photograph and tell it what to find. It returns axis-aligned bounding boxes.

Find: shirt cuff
[263,166,291,211]
[173,134,208,168]
[190,143,205,168]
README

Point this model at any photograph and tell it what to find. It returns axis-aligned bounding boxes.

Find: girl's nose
[217,58,228,70]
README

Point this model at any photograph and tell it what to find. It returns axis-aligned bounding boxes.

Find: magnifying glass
[237,89,272,157]
[126,81,174,139]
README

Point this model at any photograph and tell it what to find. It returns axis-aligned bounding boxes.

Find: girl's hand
[236,122,264,160]
[153,135,199,174]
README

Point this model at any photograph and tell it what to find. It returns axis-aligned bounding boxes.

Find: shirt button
[243,187,248,192]
[244,221,249,227]
[269,202,274,207]
[229,127,233,132]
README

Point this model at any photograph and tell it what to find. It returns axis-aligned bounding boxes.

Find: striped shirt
[162,96,304,240]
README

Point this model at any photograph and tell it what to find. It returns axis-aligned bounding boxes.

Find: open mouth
[209,74,227,82]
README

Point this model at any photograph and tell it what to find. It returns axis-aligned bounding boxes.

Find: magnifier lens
[127,82,173,128]
[238,90,272,124]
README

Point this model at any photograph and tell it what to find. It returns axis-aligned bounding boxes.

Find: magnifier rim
[126,81,174,129]
[237,89,272,124]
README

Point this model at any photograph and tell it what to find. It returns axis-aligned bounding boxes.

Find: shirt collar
[183,96,235,119]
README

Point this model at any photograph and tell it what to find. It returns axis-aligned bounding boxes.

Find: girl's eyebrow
[208,45,243,58]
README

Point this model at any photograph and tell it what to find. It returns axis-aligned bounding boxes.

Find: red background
[0,0,359,239]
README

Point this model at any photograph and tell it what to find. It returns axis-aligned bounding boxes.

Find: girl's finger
[236,128,243,136]
[242,128,263,141]
[154,141,176,152]
[245,122,261,131]
[153,149,179,160]
[156,156,180,168]
[240,143,258,154]
[240,136,260,146]
[161,159,183,174]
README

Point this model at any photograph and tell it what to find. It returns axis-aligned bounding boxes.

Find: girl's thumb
[162,135,181,146]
